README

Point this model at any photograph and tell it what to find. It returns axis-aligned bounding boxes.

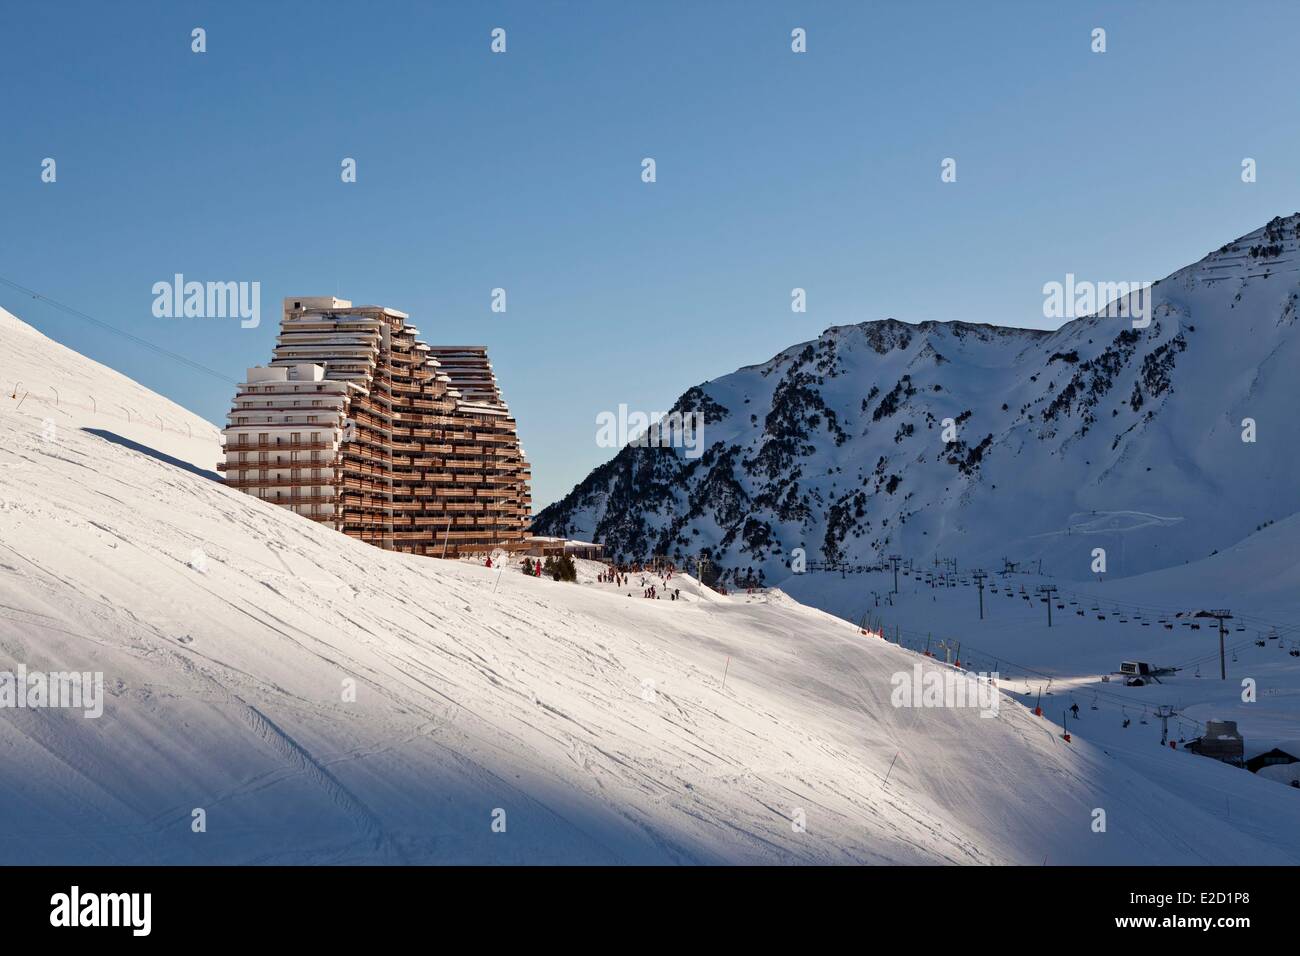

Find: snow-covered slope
[535,214,1300,585]
[777,528,1300,799]
[3,304,1296,864]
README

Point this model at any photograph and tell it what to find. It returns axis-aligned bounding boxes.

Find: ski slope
[779,549,1300,830]
[1,305,1296,865]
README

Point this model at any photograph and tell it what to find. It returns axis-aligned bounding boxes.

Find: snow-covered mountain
[536,214,1300,585]
[3,303,1296,864]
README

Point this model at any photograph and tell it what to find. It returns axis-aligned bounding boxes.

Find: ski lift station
[1120,661,1154,677]
[1116,661,1176,685]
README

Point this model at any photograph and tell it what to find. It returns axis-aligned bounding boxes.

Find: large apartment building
[219,296,531,556]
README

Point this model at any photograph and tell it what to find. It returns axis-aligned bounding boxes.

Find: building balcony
[230,440,335,451]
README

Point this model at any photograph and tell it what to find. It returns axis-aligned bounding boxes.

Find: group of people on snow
[595,562,683,602]
[483,553,688,599]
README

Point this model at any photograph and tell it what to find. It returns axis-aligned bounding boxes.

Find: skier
[1070,702,1080,719]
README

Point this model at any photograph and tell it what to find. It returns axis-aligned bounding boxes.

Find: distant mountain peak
[536,213,1300,584]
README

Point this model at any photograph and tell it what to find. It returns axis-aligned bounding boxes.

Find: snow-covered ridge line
[536,213,1300,590]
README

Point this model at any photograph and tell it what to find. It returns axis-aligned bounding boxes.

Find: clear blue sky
[4,1,1298,508]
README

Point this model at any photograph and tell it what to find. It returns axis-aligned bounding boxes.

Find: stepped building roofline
[220,295,530,557]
